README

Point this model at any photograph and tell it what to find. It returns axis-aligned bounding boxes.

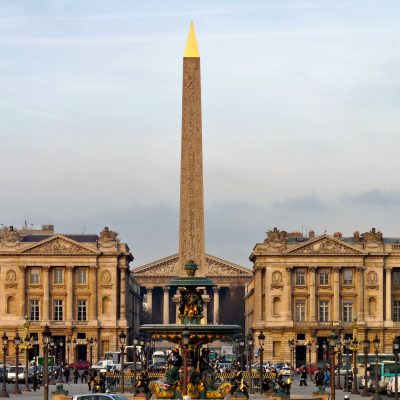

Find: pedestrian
[64,367,70,383]
[300,369,308,386]
[324,370,330,386]
[74,368,79,384]
[315,369,325,392]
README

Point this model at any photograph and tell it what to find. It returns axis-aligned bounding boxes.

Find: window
[30,300,40,321]
[77,300,87,321]
[319,270,329,285]
[393,271,400,287]
[393,300,400,322]
[77,268,87,284]
[30,269,40,284]
[296,270,306,285]
[273,341,281,357]
[295,301,306,322]
[53,269,63,284]
[343,301,353,322]
[319,300,329,322]
[54,300,63,321]
[343,269,354,285]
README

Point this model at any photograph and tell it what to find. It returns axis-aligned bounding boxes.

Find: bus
[364,361,397,392]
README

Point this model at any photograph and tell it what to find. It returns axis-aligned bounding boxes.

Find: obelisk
[178,22,206,276]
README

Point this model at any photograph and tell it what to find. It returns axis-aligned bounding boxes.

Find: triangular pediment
[21,235,99,255]
[133,253,252,278]
[285,235,365,255]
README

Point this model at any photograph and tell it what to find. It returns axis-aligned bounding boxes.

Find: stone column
[285,267,292,320]
[213,286,220,324]
[309,267,316,321]
[119,267,126,320]
[333,267,341,322]
[66,266,74,321]
[357,267,365,321]
[254,267,262,322]
[163,287,170,324]
[19,266,26,318]
[146,287,153,317]
[90,266,98,319]
[385,266,393,322]
[264,267,270,321]
[43,266,50,321]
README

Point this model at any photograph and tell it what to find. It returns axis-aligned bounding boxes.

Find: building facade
[0,225,140,363]
[245,227,400,367]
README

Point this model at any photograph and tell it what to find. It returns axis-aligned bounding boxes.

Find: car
[148,362,167,372]
[280,367,291,376]
[7,366,25,383]
[386,376,399,396]
[72,394,128,400]
[216,362,234,372]
[68,360,90,370]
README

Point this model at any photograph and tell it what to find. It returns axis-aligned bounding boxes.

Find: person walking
[300,369,308,386]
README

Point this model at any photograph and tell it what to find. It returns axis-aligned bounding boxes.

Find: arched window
[368,297,377,316]
[272,297,282,316]
[7,296,16,314]
[102,296,111,314]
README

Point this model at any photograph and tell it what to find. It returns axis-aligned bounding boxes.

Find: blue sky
[1,0,400,268]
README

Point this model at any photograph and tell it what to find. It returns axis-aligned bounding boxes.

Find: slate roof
[21,234,99,243]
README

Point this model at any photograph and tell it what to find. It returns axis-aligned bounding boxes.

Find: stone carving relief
[362,228,383,249]
[24,238,90,254]
[271,270,283,289]
[264,227,288,252]
[101,270,111,283]
[99,227,119,243]
[6,269,16,282]
[206,259,246,276]
[366,271,378,288]
[290,238,359,255]
[1,226,20,247]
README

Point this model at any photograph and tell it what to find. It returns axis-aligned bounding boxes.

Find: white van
[92,360,114,373]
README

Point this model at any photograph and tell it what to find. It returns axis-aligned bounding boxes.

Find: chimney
[309,230,315,239]
[353,231,360,241]
[333,232,342,238]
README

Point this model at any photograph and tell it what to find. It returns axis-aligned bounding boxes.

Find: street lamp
[49,337,56,385]
[33,337,39,391]
[139,337,146,371]
[315,343,320,367]
[13,332,21,394]
[72,338,77,381]
[87,338,95,370]
[322,341,327,371]
[119,331,126,394]
[361,337,371,397]
[182,329,190,396]
[288,338,295,377]
[393,336,400,400]
[307,341,312,380]
[258,331,265,394]
[42,324,52,400]
[0,333,8,398]
[239,339,245,371]
[372,335,381,400]
[351,337,360,395]
[23,334,31,392]
[344,338,351,392]
[335,337,342,390]
[328,333,337,400]
[57,340,64,383]
[246,335,254,393]
[66,337,71,367]
[133,334,139,394]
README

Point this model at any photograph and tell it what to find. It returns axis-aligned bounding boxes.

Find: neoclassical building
[0,225,140,363]
[245,227,400,367]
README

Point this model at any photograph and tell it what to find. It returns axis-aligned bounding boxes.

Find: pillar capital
[163,286,170,292]
[213,286,220,293]
[385,265,393,271]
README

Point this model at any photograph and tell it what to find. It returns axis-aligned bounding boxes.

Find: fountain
[140,261,242,399]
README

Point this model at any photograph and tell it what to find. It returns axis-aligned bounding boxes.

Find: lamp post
[0,333,8,398]
[72,338,77,381]
[119,331,126,394]
[343,338,351,392]
[322,341,327,371]
[239,339,245,371]
[328,333,337,400]
[336,337,342,390]
[23,334,31,392]
[133,334,139,395]
[246,334,253,394]
[307,341,312,380]
[315,343,320,368]
[87,338,95,370]
[372,335,381,400]
[13,332,21,395]
[57,340,64,383]
[351,337,360,395]
[361,337,370,397]
[258,331,265,394]
[66,337,71,367]
[139,337,146,371]
[33,337,38,392]
[182,329,190,396]
[288,339,295,377]
[49,338,56,385]
[42,324,52,400]
[393,336,399,400]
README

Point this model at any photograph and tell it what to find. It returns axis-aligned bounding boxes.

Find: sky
[1,0,400,268]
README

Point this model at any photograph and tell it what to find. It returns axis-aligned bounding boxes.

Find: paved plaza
[0,376,393,400]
